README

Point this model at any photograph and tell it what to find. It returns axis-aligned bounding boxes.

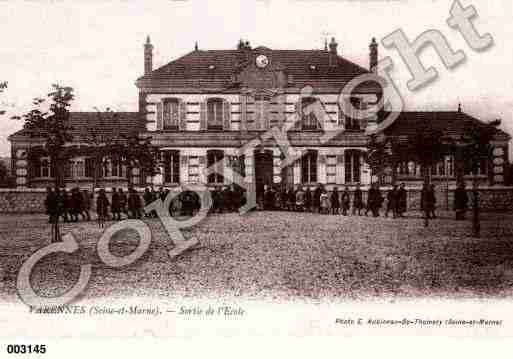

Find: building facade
[8,36,511,196]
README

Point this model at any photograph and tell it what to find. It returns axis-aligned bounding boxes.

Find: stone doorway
[254,149,274,205]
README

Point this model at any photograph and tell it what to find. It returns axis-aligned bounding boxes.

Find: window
[344,151,361,183]
[40,158,50,178]
[207,150,224,184]
[110,158,123,178]
[163,99,180,130]
[326,155,337,184]
[207,99,224,130]
[255,95,269,128]
[85,158,95,178]
[464,158,488,176]
[301,150,318,183]
[163,150,180,184]
[339,97,366,130]
[101,157,125,178]
[301,97,321,131]
[431,155,455,177]
[230,155,246,178]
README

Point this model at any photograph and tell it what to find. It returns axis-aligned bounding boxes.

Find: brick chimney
[144,35,153,75]
[369,37,378,72]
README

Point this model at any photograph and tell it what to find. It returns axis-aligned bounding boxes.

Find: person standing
[427,184,437,219]
[128,188,143,219]
[287,186,296,211]
[353,183,364,216]
[341,186,350,216]
[319,189,329,214]
[396,183,407,218]
[420,183,429,220]
[385,185,398,218]
[96,189,110,228]
[44,187,55,223]
[61,188,71,223]
[295,185,305,212]
[81,189,92,221]
[313,185,322,213]
[118,188,128,219]
[45,187,59,224]
[330,187,340,215]
[454,182,468,220]
[304,187,312,212]
[365,184,375,217]
[374,184,384,217]
[70,188,82,222]
[143,188,153,217]
[111,187,119,221]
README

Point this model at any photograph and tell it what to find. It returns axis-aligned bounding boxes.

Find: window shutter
[180,155,188,183]
[277,95,285,128]
[179,100,187,131]
[336,154,344,184]
[156,102,163,130]
[223,100,231,131]
[246,96,255,130]
[293,102,302,130]
[199,101,207,131]
[198,155,207,184]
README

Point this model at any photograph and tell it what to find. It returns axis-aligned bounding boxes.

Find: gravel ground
[1,210,513,302]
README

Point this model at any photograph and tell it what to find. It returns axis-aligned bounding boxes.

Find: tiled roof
[9,112,143,140]
[136,47,377,91]
[382,111,510,140]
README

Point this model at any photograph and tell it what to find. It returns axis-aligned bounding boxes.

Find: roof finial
[324,38,328,51]
[195,41,198,51]
[146,35,151,45]
[458,103,462,112]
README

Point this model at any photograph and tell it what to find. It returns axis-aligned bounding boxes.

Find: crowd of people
[44,181,471,226]
[257,183,410,218]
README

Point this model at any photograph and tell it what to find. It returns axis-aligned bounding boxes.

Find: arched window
[207,150,224,184]
[207,98,224,130]
[301,150,318,183]
[163,98,180,130]
[344,150,361,183]
[301,97,321,131]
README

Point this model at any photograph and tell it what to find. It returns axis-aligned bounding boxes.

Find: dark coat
[397,188,407,212]
[96,194,110,217]
[454,187,468,210]
[353,189,363,209]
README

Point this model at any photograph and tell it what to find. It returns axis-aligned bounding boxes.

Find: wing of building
[8,37,511,193]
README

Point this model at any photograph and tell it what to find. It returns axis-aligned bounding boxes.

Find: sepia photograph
[0,0,512,354]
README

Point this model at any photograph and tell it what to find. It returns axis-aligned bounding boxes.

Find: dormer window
[309,64,317,71]
[300,97,321,131]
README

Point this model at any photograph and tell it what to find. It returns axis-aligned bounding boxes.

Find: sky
[1,0,512,157]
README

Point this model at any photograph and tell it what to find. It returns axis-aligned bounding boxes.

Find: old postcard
[0,0,512,356]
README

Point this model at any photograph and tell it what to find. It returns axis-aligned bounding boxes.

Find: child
[320,191,329,214]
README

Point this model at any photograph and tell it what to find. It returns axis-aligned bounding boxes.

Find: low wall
[1,186,512,214]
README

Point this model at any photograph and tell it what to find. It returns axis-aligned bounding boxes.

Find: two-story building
[8,36,511,202]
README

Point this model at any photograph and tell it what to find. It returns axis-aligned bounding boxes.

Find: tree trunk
[50,153,62,242]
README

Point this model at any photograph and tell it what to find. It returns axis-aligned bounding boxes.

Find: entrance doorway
[254,149,273,206]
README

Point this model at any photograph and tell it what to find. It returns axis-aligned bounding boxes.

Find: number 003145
[6,344,46,354]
